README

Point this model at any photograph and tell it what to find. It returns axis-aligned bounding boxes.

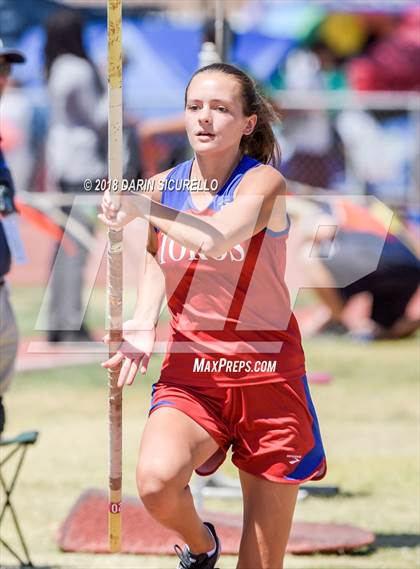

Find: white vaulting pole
[107,0,123,553]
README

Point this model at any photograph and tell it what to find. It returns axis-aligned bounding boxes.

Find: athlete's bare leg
[136,407,219,554]
[376,316,420,339]
[236,470,299,569]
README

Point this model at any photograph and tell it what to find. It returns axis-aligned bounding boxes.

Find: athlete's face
[184,71,257,156]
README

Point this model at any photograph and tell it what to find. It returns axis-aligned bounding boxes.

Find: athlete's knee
[136,464,186,518]
[137,478,173,517]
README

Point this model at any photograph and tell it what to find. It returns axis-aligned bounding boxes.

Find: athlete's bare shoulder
[238,162,286,198]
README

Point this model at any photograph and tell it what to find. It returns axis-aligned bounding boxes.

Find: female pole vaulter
[99,63,326,569]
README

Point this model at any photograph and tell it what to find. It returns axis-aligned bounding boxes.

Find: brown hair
[44,10,103,94]
[184,63,281,166]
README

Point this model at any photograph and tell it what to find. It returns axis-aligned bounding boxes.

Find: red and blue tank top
[156,154,306,387]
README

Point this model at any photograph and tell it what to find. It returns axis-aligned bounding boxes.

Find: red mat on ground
[58,489,375,555]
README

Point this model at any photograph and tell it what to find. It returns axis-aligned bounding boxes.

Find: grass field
[1,286,419,569]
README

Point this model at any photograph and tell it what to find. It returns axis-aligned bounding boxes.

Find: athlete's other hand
[101,319,156,387]
[98,190,138,230]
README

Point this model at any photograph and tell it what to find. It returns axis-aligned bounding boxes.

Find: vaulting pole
[107,0,123,553]
[214,0,224,60]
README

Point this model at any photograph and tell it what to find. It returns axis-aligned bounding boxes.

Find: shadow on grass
[314,533,420,558]
[347,533,420,556]
[329,490,371,499]
[0,566,58,569]
[305,488,371,499]
[375,533,420,548]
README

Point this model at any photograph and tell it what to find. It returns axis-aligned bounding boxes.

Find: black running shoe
[174,522,221,569]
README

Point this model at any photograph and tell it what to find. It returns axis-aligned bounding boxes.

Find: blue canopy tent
[84,19,201,118]
[232,33,296,83]
[11,17,201,118]
[10,26,46,88]
[123,18,201,118]
[11,15,297,114]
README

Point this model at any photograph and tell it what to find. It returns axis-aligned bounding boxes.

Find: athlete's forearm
[130,193,234,257]
[132,250,166,327]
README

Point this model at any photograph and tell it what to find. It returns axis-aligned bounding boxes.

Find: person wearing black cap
[0,39,26,435]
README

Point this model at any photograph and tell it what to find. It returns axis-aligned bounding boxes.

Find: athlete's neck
[192,150,243,194]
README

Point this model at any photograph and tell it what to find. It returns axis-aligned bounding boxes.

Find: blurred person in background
[278,46,345,189]
[0,39,26,435]
[292,197,420,340]
[44,10,107,343]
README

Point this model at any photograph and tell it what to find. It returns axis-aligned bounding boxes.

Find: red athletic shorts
[149,375,327,484]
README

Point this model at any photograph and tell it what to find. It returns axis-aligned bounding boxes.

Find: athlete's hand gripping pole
[107,0,123,553]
